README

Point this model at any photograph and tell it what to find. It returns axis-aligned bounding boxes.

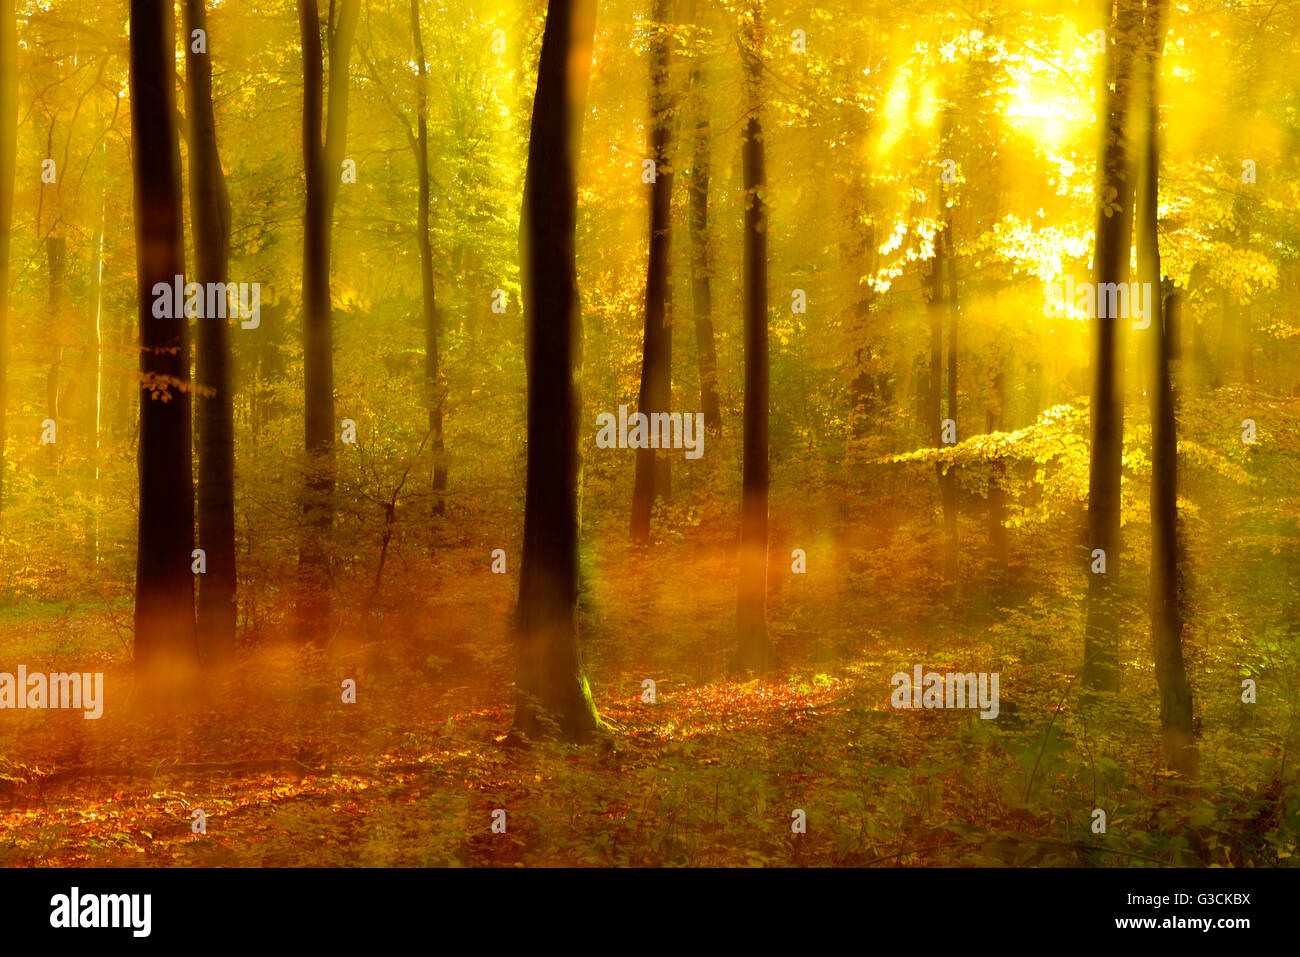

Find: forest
[0,0,1297,868]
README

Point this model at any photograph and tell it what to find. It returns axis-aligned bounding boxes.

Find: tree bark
[298,0,360,633]
[941,185,959,581]
[130,0,197,671]
[732,4,776,674]
[514,0,602,741]
[184,0,237,665]
[987,364,1008,564]
[631,0,675,543]
[927,186,957,582]
[1083,0,1140,694]
[1137,0,1196,775]
[0,0,11,526]
[410,0,446,515]
[45,236,65,469]
[685,0,721,436]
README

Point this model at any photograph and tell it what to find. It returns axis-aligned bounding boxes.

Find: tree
[685,0,721,435]
[184,0,237,664]
[514,0,602,741]
[1082,0,1140,694]
[297,0,360,632]
[130,0,197,671]
[927,113,958,584]
[630,0,675,543]
[0,0,11,526]
[732,3,776,674]
[409,0,446,515]
[1137,0,1196,775]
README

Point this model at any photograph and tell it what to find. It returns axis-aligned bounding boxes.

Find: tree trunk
[685,0,721,435]
[410,0,446,515]
[942,195,959,581]
[130,0,197,672]
[1083,0,1140,694]
[184,0,237,666]
[45,236,65,469]
[1137,0,1196,775]
[927,193,957,582]
[514,0,602,741]
[0,0,11,526]
[631,0,675,543]
[732,4,776,674]
[987,364,1008,564]
[297,0,360,633]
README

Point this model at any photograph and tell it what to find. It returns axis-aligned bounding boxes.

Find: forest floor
[1,439,1298,866]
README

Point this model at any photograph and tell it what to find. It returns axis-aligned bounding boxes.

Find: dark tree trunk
[45,236,65,466]
[0,0,12,525]
[514,0,602,741]
[1083,0,1140,694]
[130,0,197,671]
[926,196,956,581]
[631,0,675,543]
[1138,0,1196,775]
[410,0,446,514]
[685,0,721,436]
[847,221,877,439]
[184,0,237,665]
[297,0,359,633]
[732,4,776,674]
[941,198,959,581]
[987,365,1008,564]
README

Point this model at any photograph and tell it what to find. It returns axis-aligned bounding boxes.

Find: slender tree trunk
[987,364,1008,563]
[631,0,675,543]
[847,222,877,438]
[942,197,959,580]
[45,236,65,468]
[297,0,360,633]
[184,0,237,665]
[130,0,197,671]
[410,0,446,515]
[926,197,956,580]
[1083,0,1140,694]
[514,0,602,741]
[1138,0,1196,775]
[0,0,12,527]
[1241,302,1253,387]
[92,179,105,562]
[732,4,776,674]
[685,0,721,435]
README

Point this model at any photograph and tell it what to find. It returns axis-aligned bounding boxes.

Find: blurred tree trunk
[847,219,877,439]
[297,0,359,634]
[1137,0,1196,775]
[184,0,237,665]
[410,0,446,516]
[1083,0,1140,694]
[631,0,675,543]
[0,0,10,526]
[732,3,776,674]
[130,0,197,672]
[986,364,1008,564]
[514,0,602,741]
[45,236,65,469]
[942,184,959,581]
[926,194,956,582]
[685,0,721,436]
